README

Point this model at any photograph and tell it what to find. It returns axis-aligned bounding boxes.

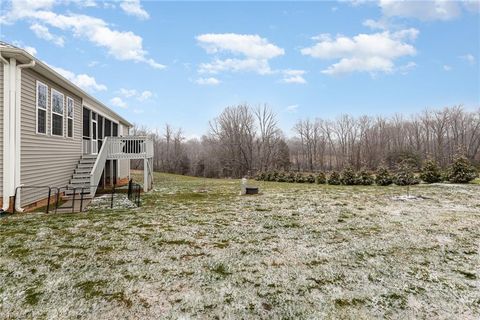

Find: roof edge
[0,44,133,127]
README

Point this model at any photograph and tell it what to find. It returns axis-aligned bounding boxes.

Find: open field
[1,172,479,319]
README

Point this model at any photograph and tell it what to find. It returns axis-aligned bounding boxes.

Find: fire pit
[245,187,259,195]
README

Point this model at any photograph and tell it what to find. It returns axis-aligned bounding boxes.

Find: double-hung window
[51,89,64,136]
[36,81,48,134]
[66,97,74,138]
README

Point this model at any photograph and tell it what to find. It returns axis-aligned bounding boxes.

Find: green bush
[276,171,286,182]
[306,174,315,184]
[447,155,478,183]
[340,167,356,185]
[295,172,306,183]
[316,172,326,184]
[255,172,265,181]
[393,162,419,186]
[328,171,341,185]
[419,160,442,183]
[286,172,296,183]
[355,169,374,185]
[375,167,393,186]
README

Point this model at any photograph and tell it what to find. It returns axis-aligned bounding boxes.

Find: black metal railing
[12,181,142,214]
[127,179,142,207]
[13,186,56,214]
[55,185,93,213]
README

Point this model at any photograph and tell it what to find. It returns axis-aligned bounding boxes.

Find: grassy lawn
[1,172,479,319]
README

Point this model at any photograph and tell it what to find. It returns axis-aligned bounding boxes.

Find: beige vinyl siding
[118,159,129,180]
[20,68,82,206]
[0,64,3,197]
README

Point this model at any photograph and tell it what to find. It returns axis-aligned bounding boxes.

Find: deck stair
[63,136,154,203]
[64,154,98,198]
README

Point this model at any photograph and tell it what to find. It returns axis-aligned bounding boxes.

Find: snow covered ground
[1,173,479,319]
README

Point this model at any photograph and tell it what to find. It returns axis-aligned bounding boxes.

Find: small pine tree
[306,174,315,183]
[375,167,393,186]
[328,171,341,185]
[276,172,286,182]
[264,171,271,181]
[393,162,419,186]
[295,172,306,183]
[340,167,356,185]
[447,154,478,183]
[419,160,442,183]
[255,172,265,181]
[286,172,296,183]
[355,169,374,185]
[271,171,279,182]
[316,172,326,184]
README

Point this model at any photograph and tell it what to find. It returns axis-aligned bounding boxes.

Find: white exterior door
[91,113,98,154]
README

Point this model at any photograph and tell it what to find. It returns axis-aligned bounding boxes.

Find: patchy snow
[88,193,138,210]
[0,174,479,319]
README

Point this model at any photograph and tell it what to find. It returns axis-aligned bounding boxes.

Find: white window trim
[50,89,64,137]
[35,80,48,135]
[66,96,74,138]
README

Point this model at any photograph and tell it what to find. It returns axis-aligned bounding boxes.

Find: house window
[105,119,111,137]
[112,123,118,137]
[51,89,64,136]
[66,97,74,138]
[83,107,90,138]
[98,115,104,139]
[36,81,48,134]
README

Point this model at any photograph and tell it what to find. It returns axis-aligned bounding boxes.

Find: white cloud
[120,0,149,20]
[460,54,476,65]
[362,18,388,30]
[196,33,284,75]
[197,33,284,59]
[24,46,37,56]
[12,40,37,56]
[118,88,153,100]
[379,0,462,21]
[301,29,418,75]
[138,90,153,101]
[199,58,272,75]
[1,1,164,69]
[281,70,307,84]
[285,105,299,113]
[30,23,65,46]
[133,108,144,114]
[443,65,452,71]
[110,97,128,109]
[195,77,221,85]
[87,60,99,67]
[119,88,138,98]
[397,61,417,75]
[51,66,107,92]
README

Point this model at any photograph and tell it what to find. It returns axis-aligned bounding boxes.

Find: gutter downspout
[13,59,35,212]
[1,52,10,211]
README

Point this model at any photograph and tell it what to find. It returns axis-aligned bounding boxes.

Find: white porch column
[109,160,113,187]
[144,158,148,192]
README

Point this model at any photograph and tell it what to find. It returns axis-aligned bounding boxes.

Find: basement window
[66,97,74,138]
[51,89,64,136]
[36,81,47,134]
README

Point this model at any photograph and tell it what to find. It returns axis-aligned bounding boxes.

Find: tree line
[131,105,480,178]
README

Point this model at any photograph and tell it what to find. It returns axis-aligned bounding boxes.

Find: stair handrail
[89,136,110,196]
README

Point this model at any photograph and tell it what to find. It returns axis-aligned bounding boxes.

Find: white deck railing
[89,136,154,196]
[89,136,110,196]
[106,136,153,160]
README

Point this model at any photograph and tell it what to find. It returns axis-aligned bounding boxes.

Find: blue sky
[1,0,479,137]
